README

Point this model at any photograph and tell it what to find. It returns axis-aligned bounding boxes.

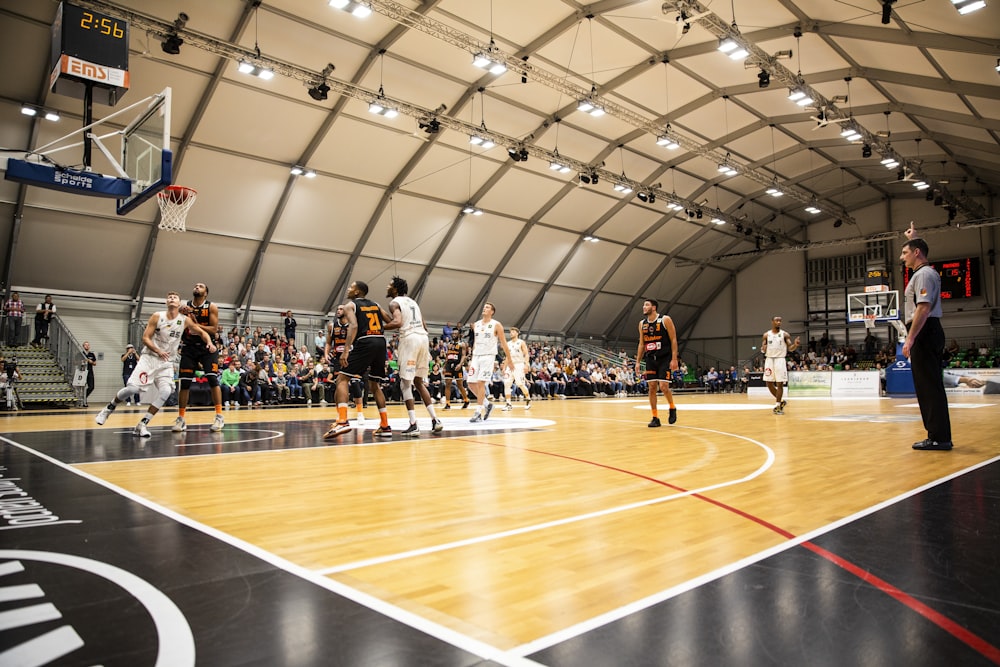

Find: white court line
[511,453,1000,658]
[0,435,544,667]
[317,424,775,575]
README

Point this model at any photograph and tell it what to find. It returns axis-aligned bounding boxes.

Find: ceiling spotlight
[696,210,703,219]
[881,157,899,169]
[717,162,738,177]
[925,190,935,201]
[549,160,571,174]
[290,165,304,176]
[613,182,633,194]
[881,0,895,23]
[371,98,400,118]
[469,134,496,149]
[161,33,184,55]
[637,191,649,202]
[472,51,507,75]
[308,82,330,101]
[914,181,930,190]
[237,61,274,80]
[774,50,793,59]
[787,88,806,102]
[711,214,725,225]
[579,173,591,184]
[583,235,599,243]
[577,99,605,117]
[862,144,872,158]
[20,105,37,117]
[833,218,843,228]
[667,202,684,211]
[656,134,680,149]
[951,0,986,13]
[718,37,748,59]
[329,0,372,18]
[757,69,770,88]
[766,186,783,197]
[735,222,744,233]
[462,204,483,216]
[831,94,848,104]
[805,205,822,214]
[508,146,527,162]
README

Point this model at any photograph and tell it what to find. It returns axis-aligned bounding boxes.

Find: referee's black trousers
[909,317,951,443]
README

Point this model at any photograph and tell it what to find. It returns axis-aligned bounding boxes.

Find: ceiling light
[44,111,60,121]
[842,130,862,142]
[718,37,739,53]
[833,218,843,228]
[711,214,725,224]
[774,50,793,59]
[508,146,527,162]
[370,99,399,118]
[757,70,770,88]
[766,186,783,197]
[952,0,986,13]
[469,135,496,149]
[20,105,37,117]
[862,144,872,158]
[805,205,822,214]
[290,166,304,176]
[579,173,591,184]
[613,182,632,194]
[656,134,680,149]
[308,83,330,101]
[995,58,1000,73]
[881,0,895,23]
[462,204,483,216]
[329,0,372,18]
[583,235,599,243]
[237,60,273,79]
[787,89,806,102]
[914,181,930,190]
[549,160,571,174]
[717,163,737,177]
[161,33,184,55]
[577,99,605,117]
[881,158,899,169]
[667,202,684,211]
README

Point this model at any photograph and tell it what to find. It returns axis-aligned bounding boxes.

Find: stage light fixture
[841,128,862,142]
[579,173,591,184]
[308,83,330,101]
[881,0,895,23]
[833,218,843,228]
[371,97,400,118]
[162,34,184,55]
[472,51,507,75]
[862,144,872,158]
[757,70,770,88]
[711,214,725,225]
[637,191,649,202]
[696,210,703,219]
[925,190,935,201]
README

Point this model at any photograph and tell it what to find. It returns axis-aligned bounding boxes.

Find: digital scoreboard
[903,256,981,300]
[50,2,130,105]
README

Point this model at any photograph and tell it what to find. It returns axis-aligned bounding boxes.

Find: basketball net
[156,185,197,232]
[863,314,877,330]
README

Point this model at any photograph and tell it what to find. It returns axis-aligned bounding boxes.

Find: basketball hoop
[863,314,877,330]
[156,185,197,232]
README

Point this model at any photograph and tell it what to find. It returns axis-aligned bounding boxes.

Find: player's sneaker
[323,422,352,439]
[373,425,393,438]
[171,417,186,432]
[95,405,114,425]
[779,400,787,410]
[483,402,494,421]
[525,400,532,409]
[502,403,513,411]
[210,414,224,432]
[461,401,470,409]
[443,403,451,410]
[668,408,677,425]
[402,423,419,437]
[648,417,661,428]
[133,424,151,438]
[356,414,365,426]
[773,406,784,415]
[469,413,483,423]
[431,418,444,433]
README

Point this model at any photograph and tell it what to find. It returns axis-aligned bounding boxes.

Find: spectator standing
[284,310,297,344]
[4,292,25,346]
[32,295,56,346]
[82,341,97,407]
[120,344,140,405]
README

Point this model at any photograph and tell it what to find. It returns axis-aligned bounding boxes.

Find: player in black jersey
[175,282,224,433]
[635,298,679,428]
[325,305,366,423]
[324,281,393,439]
[442,337,470,409]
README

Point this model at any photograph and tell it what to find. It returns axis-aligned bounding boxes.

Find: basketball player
[635,299,679,427]
[325,304,365,424]
[502,327,532,410]
[442,333,470,410]
[761,315,800,415]
[383,276,442,435]
[174,282,224,433]
[467,302,512,423]
[323,281,393,439]
[96,292,215,437]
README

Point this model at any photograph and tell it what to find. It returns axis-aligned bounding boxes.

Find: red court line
[501,443,1000,664]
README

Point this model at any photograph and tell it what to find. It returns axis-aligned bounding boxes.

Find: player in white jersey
[384,276,442,435]
[502,327,532,410]
[95,292,216,436]
[467,302,511,422]
[760,315,800,415]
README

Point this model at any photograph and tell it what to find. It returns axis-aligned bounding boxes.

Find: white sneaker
[171,417,186,432]
[210,414,224,432]
[95,406,112,425]
[125,400,131,406]
[133,423,151,437]
[502,403,513,411]
[356,414,365,426]
[307,399,312,405]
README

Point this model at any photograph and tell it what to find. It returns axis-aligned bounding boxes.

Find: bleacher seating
[0,344,76,409]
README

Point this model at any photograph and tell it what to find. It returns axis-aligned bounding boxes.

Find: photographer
[121,344,140,405]
[32,295,56,346]
[1,355,19,410]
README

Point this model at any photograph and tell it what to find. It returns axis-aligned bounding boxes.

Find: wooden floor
[2,392,999,665]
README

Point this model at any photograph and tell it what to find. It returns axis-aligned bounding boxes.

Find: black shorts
[341,336,387,380]
[642,354,671,382]
[443,361,461,379]
[179,345,220,378]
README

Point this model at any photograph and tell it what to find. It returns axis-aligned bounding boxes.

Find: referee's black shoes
[912,439,953,451]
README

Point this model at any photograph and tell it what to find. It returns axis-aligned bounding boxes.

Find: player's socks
[338,404,349,423]
[379,407,389,428]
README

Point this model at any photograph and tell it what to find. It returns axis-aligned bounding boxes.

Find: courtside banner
[831,370,880,398]
[942,367,1000,395]
[788,371,831,397]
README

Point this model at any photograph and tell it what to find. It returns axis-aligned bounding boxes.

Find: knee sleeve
[400,378,413,402]
[179,377,193,390]
[350,378,364,399]
[117,385,139,402]
[151,383,172,409]
[205,374,220,388]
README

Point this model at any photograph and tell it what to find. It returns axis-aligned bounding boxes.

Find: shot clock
[50,2,130,105]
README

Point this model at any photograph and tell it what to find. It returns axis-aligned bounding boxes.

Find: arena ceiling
[1,0,998,342]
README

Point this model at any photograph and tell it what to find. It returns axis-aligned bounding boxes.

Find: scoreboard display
[50,2,130,105]
[904,256,981,300]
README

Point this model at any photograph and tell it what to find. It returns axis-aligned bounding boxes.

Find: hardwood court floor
[1,392,998,665]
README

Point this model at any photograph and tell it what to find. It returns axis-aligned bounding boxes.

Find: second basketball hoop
[157,185,197,232]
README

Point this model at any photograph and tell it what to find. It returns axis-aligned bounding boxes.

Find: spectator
[221,360,243,407]
[283,311,297,344]
[82,341,97,407]
[3,292,25,346]
[120,344,140,405]
[286,363,304,400]
[32,295,56,346]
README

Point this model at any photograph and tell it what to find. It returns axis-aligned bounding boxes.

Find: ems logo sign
[0,550,194,666]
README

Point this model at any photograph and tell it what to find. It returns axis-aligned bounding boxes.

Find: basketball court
[2,394,998,665]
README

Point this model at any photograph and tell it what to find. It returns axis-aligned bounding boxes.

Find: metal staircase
[0,344,76,409]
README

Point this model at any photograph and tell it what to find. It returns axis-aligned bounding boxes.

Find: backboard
[117,87,172,215]
[847,290,900,323]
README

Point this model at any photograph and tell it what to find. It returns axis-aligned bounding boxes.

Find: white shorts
[505,362,527,385]
[396,333,430,381]
[467,354,496,383]
[128,353,175,394]
[763,357,788,384]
